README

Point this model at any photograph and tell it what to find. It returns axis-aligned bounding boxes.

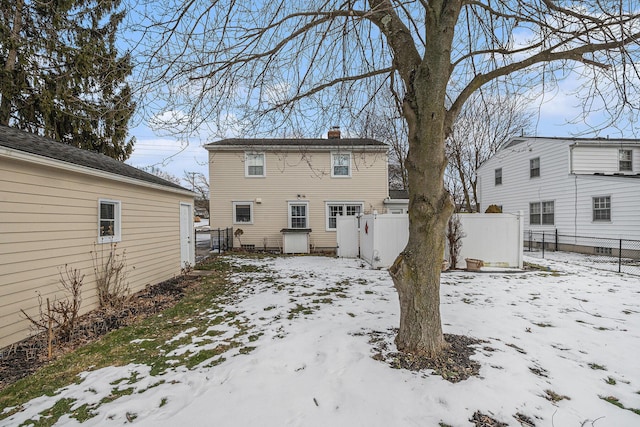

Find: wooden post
[47,298,52,360]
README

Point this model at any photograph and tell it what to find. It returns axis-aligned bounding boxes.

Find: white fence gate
[336,215,359,258]
[337,212,524,270]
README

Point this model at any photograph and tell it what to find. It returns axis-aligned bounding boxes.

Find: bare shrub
[20,264,84,357]
[92,243,130,309]
[447,215,466,269]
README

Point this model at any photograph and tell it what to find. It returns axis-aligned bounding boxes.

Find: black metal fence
[525,230,640,276]
[195,227,233,254]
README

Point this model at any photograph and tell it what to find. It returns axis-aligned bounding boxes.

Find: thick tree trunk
[388,1,459,357]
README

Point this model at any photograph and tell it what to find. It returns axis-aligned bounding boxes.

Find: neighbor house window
[619,150,632,171]
[288,202,309,228]
[233,201,253,224]
[530,157,540,178]
[326,202,363,230]
[331,152,351,177]
[593,196,611,221]
[495,168,502,185]
[529,201,554,225]
[98,199,121,243]
[245,152,265,177]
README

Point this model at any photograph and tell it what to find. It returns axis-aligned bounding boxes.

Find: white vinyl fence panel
[337,212,524,269]
[336,215,359,258]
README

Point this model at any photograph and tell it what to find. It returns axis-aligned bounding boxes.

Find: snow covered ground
[2,253,639,426]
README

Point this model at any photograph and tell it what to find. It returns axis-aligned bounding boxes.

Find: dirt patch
[368,329,485,383]
[0,274,199,391]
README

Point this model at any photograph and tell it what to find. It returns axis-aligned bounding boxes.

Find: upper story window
[530,157,540,178]
[288,202,309,228]
[619,149,632,171]
[245,152,265,177]
[494,168,502,185]
[98,199,121,243]
[233,201,253,224]
[593,196,611,221]
[332,152,351,177]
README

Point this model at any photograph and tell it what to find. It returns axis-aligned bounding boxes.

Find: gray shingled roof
[206,137,387,149]
[0,125,189,191]
[388,189,409,199]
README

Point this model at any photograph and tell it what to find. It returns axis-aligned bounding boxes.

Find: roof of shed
[0,125,188,191]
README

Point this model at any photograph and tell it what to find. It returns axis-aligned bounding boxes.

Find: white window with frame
[619,149,632,171]
[98,199,121,243]
[245,152,265,177]
[326,202,363,230]
[331,152,351,177]
[530,157,540,178]
[494,168,502,185]
[233,201,253,224]
[288,201,309,228]
[529,201,554,225]
[593,196,611,221]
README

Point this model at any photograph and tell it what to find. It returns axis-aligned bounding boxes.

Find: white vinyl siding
[98,199,121,243]
[477,137,640,241]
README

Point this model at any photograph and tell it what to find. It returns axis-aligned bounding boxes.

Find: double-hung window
[98,199,121,243]
[619,150,632,171]
[233,201,253,224]
[494,168,502,185]
[245,152,265,177]
[331,152,351,177]
[593,196,611,221]
[326,202,363,230]
[529,201,554,225]
[288,202,309,228]
[530,157,540,178]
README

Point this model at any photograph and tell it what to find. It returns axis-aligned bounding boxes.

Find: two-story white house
[477,136,640,251]
[204,129,389,253]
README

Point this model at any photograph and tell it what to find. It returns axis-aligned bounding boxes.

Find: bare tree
[136,1,640,357]
[183,171,210,216]
[447,91,535,212]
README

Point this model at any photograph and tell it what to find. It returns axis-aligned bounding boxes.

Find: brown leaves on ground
[369,329,485,383]
[0,275,197,391]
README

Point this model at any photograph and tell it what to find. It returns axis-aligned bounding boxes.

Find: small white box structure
[281,228,311,254]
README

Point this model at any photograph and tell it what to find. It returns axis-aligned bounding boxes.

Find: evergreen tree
[0,0,135,161]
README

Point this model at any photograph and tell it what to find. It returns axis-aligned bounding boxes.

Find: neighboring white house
[0,125,195,349]
[477,137,640,246]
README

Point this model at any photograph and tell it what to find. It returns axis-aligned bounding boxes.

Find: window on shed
[530,157,540,178]
[98,199,121,243]
[494,168,502,185]
[619,150,632,171]
[593,196,611,221]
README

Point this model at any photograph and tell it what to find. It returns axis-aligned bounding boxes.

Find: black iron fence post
[619,239,622,273]
[555,229,558,251]
[542,231,545,258]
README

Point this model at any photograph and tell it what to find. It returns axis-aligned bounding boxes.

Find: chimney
[328,126,341,139]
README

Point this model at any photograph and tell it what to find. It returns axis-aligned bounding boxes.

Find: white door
[336,215,359,258]
[180,203,195,268]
